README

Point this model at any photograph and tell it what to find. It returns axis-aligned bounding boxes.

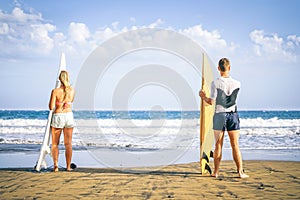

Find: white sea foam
[1,118,299,135]
[241,117,300,128]
[0,118,299,150]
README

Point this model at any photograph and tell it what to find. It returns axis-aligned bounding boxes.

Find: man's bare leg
[228,130,249,178]
[212,130,225,178]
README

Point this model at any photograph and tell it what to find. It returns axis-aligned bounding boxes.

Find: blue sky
[0,0,300,110]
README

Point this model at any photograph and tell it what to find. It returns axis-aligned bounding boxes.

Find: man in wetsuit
[199,58,249,178]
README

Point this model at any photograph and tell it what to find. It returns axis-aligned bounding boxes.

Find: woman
[49,70,75,172]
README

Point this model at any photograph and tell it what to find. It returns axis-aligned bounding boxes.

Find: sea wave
[1,118,299,134]
[0,118,299,150]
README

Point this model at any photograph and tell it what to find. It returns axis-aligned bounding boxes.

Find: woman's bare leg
[63,127,73,171]
[212,130,225,177]
[51,127,62,172]
[228,130,249,178]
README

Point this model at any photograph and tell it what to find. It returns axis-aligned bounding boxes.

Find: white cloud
[0,9,234,65]
[94,27,117,43]
[0,7,42,22]
[66,19,165,56]
[11,7,42,22]
[0,23,9,34]
[179,25,238,62]
[0,5,233,63]
[69,22,90,43]
[249,30,298,62]
[30,23,56,53]
[9,4,300,68]
[180,25,226,48]
[0,7,55,57]
[148,18,164,28]
[287,35,300,46]
[111,21,119,30]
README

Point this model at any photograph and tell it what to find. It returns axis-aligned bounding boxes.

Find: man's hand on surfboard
[199,90,213,105]
[199,90,206,98]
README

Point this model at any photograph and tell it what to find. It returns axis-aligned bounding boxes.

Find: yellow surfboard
[200,53,215,175]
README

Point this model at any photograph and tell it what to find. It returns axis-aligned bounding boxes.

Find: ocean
[0,110,299,168]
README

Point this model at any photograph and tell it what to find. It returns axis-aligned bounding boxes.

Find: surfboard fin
[202,152,209,163]
[205,163,212,174]
[210,150,214,158]
[70,163,77,169]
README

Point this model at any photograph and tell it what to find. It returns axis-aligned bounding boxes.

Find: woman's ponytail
[59,71,70,101]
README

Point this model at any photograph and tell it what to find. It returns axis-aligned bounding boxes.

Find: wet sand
[0,160,299,199]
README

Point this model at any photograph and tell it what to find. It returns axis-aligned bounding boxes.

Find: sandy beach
[0,160,299,199]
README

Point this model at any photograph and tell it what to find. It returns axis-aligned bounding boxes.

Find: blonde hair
[59,70,70,101]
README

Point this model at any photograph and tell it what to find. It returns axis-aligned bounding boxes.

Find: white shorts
[51,112,75,128]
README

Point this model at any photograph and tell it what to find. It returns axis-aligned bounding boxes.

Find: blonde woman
[49,70,75,172]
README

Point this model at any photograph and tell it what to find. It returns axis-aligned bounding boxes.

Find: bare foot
[53,166,59,172]
[239,172,249,178]
[211,173,218,178]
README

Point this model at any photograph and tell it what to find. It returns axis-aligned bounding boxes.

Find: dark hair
[218,58,230,72]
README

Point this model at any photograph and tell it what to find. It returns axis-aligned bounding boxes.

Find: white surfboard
[35,53,66,171]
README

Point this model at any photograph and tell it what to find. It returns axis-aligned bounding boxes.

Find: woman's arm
[49,89,56,110]
[70,87,75,102]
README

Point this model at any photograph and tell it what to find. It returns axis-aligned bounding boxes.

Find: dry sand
[0,160,299,199]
